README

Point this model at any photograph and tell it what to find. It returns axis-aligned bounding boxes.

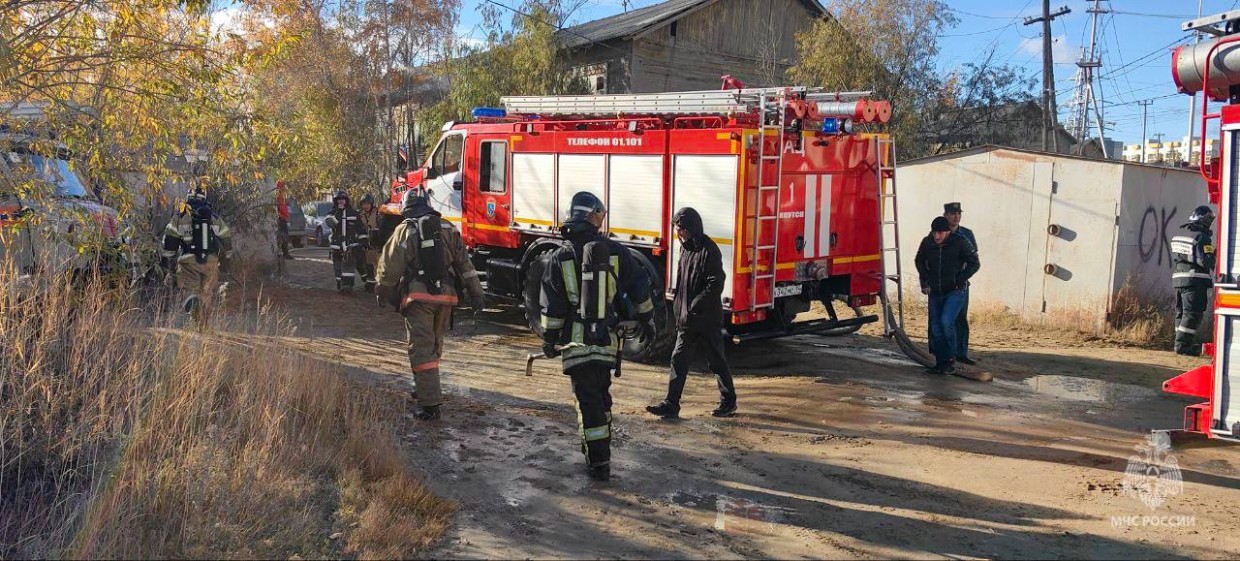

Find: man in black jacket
[914,216,980,375]
[646,207,737,418]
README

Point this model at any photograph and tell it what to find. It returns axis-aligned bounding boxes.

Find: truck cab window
[433,134,464,177]
[479,141,507,193]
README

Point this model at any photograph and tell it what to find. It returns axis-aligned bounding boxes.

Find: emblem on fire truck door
[486,198,496,219]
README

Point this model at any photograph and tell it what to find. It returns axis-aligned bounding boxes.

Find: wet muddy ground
[240,247,1239,559]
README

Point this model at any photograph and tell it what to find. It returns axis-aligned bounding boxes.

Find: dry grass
[892,278,1174,350]
[0,260,453,558]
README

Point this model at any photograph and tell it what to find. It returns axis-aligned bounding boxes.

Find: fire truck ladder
[876,136,903,334]
[876,137,935,368]
[500,88,872,117]
[748,90,787,310]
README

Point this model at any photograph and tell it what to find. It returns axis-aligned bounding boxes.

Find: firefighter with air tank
[537,191,656,482]
[1171,204,1216,356]
[161,186,232,319]
[324,190,367,294]
[376,186,486,421]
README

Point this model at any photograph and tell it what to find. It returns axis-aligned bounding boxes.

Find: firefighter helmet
[401,185,432,216]
[332,190,350,205]
[1188,204,1215,228]
[565,191,606,222]
[188,186,208,203]
[360,194,375,207]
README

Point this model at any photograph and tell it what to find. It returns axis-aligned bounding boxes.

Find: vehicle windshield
[29,154,91,199]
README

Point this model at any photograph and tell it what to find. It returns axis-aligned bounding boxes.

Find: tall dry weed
[0,257,452,558]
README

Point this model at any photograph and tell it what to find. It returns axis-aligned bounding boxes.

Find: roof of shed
[558,0,829,50]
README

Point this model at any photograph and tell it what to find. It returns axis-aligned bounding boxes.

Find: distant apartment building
[1122,136,1219,166]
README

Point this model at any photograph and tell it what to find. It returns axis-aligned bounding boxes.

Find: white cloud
[209,6,244,36]
[1018,34,1077,65]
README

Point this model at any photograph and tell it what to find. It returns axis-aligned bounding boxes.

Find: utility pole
[1025,2,1072,153]
[1139,99,1153,163]
[1187,0,1204,155]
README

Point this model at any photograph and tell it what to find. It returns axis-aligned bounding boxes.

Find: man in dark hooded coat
[646,207,737,419]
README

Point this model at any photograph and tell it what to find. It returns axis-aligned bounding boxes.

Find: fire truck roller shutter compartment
[607,155,664,246]
[512,153,556,232]
[671,154,739,306]
[1215,312,1240,436]
[556,154,607,230]
[1225,128,1240,282]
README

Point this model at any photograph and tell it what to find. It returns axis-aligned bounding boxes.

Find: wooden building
[559,0,829,94]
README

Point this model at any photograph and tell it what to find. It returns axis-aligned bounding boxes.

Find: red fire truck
[380,84,907,362]
[1165,10,1240,442]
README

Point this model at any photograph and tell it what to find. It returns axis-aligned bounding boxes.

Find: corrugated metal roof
[558,0,829,50]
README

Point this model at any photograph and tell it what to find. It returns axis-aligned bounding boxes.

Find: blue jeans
[928,290,966,365]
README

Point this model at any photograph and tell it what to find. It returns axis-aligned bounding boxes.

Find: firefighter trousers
[177,255,219,311]
[1175,286,1208,355]
[569,363,613,468]
[362,247,379,289]
[666,327,736,406]
[332,247,365,290]
[404,301,452,407]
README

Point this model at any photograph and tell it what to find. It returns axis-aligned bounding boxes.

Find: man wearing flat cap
[941,202,978,365]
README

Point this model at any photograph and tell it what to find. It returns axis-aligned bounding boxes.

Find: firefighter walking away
[359,193,381,292]
[1172,204,1216,356]
[376,187,486,421]
[324,190,368,294]
[538,191,656,482]
[161,186,232,320]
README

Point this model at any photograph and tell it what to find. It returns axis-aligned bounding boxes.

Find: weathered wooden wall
[630,0,821,92]
[564,39,634,94]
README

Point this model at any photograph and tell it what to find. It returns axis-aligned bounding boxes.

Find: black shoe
[925,364,946,375]
[1175,347,1201,357]
[712,401,738,418]
[414,405,441,421]
[645,401,680,418]
[587,463,611,481]
[940,364,957,375]
[956,356,977,366]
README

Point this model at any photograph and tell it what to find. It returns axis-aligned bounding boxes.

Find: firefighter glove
[469,293,488,313]
[542,341,560,358]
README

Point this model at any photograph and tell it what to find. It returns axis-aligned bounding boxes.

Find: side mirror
[425,167,439,180]
[452,177,463,191]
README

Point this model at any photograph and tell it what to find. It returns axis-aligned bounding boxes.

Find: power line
[478,0,630,57]
[1100,37,1187,80]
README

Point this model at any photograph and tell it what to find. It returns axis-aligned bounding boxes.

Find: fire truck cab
[381,86,900,361]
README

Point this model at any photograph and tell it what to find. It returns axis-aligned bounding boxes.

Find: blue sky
[457,0,1240,145]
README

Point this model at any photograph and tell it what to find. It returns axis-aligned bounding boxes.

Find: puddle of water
[1012,375,1159,404]
[812,345,919,367]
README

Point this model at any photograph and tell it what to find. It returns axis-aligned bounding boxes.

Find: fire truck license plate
[774,284,803,298]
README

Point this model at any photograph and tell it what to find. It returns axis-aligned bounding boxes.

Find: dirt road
[247,247,1238,559]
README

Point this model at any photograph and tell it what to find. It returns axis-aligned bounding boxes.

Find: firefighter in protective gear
[376,186,485,421]
[161,187,233,317]
[324,190,367,293]
[538,191,656,482]
[358,193,381,292]
[1171,204,1216,356]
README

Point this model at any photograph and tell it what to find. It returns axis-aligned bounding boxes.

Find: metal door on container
[425,131,464,223]
[468,138,512,246]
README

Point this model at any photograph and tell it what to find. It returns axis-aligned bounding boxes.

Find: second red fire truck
[381,83,906,362]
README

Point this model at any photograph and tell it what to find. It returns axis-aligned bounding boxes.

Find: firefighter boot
[587,462,611,482]
[414,404,441,421]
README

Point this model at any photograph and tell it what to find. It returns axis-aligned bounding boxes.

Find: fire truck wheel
[522,246,558,339]
[621,249,674,364]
